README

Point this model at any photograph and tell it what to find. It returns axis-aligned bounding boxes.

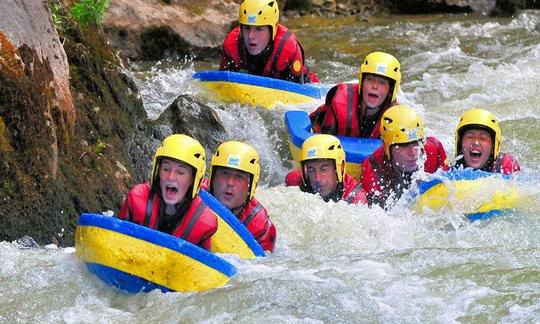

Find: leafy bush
[70,0,110,27]
[49,1,71,33]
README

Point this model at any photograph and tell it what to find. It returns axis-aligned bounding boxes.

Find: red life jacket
[309,83,392,138]
[493,152,521,175]
[423,136,450,173]
[220,24,319,83]
[238,198,276,253]
[342,173,368,204]
[285,169,366,204]
[285,169,303,187]
[361,136,449,207]
[201,177,276,252]
[452,152,520,175]
[118,183,217,250]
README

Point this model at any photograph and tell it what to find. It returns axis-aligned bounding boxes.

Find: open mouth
[165,184,178,195]
[367,93,379,100]
[469,149,482,159]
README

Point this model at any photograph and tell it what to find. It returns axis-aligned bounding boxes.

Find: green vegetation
[94,138,106,155]
[50,1,71,33]
[70,0,110,27]
[50,3,64,32]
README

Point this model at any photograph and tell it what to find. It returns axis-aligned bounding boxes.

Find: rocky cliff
[0,0,145,245]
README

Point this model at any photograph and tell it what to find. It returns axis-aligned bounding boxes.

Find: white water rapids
[1,11,540,323]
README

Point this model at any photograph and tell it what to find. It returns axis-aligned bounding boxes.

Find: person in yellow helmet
[285,134,367,204]
[118,134,217,250]
[452,108,520,174]
[208,141,276,252]
[361,105,449,208]
[219,0,319,83]
[310,51,401,138]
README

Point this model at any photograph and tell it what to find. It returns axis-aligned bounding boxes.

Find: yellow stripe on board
[200,81,314,109]
[75,225,230,292]
[210,217,257,259]
[476,183,520,213]
[416,178,520,213]
[289,141,302,170]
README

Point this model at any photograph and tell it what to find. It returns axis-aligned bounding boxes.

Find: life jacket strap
[144,191,155,227]
[345,184,362,204]
[270,31,293,76]
[243,202,264,228]
[181,200,207,240]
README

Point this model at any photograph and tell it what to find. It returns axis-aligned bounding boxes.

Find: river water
[2,12,540,323]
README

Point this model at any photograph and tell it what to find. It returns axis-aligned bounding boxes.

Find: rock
[0,1,146,246]
[0,0,76,179]
[103,0,239,60]
[126,95,226,182]
[15,235,40,249]
[165,95,226,147]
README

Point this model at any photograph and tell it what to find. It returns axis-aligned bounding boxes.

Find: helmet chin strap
[230,204,245,216]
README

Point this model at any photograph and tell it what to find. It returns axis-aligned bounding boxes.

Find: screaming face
[159,159,194,207]
[460,128,493,169]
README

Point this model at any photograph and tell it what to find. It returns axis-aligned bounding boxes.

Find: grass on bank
[50,0,110,31]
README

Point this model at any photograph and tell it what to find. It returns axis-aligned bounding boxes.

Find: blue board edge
[199,189,266,257]
[284,110,381,164]
[466,209,511,222]
[193,70,331,99]
[417,169,510,195]
[414,169,514,222]
[78,213,237,277]
[86,263,171,294]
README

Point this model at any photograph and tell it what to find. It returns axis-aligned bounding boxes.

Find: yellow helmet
[380,105,425,159]
[150,134,206,199]
[300,134,345,183]
[238,0,279,40]
[455,108,501,158]
[359,51,401,102]
[209,141,261,200]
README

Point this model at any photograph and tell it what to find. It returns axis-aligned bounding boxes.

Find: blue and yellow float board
[75,213,237,294]
[285,110,381,181]
[193,70,331,109]
[414,169,520,221]
[199,190,266,259]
